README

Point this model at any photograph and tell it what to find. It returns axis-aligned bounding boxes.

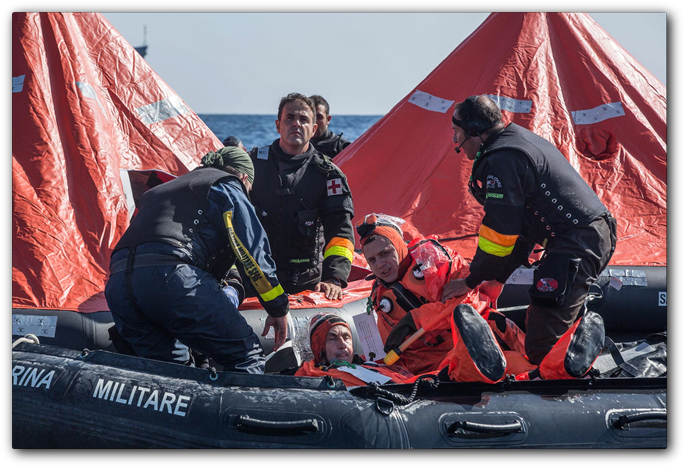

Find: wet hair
[309,95,330,116]
[277,92,317,121]
[455,95,505,134]
[222,135,243,147]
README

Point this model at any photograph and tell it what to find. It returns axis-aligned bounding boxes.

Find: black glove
[383,312,418,353]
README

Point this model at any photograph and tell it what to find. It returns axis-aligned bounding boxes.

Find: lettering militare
[12,365,191,418]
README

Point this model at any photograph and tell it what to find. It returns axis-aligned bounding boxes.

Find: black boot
[453,304,506,382]
[563,311,605,378]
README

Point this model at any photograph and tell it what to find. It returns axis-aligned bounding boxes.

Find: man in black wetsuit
[441,95,616,371]
[308,94,351,159]
[248,93,355,300]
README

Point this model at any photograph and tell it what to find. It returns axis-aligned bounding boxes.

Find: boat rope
[366,374,440,405]
[12,334,40,349]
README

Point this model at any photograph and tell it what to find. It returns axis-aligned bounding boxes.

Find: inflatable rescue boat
[12,266,667,448]
[12,12,667,449]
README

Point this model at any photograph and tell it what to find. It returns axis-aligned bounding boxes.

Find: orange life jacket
[371,238,482,374]
[295,359,412,389]
[372,237,534,380]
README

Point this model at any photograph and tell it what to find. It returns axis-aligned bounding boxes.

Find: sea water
[198,114,382,151]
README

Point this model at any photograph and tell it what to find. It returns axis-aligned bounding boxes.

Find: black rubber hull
[11,265,667,355]
[13,343,666,448]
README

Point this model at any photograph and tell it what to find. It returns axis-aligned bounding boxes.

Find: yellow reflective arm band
[223,211,283,302]
[478,236,515,257]
[325,237,354,262]
[324,245,354,262]
[260,284,285,303]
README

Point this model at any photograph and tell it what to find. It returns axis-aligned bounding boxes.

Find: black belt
[110,253,185,275]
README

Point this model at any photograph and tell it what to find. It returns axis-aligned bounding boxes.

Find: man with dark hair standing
[309,94,351,159]
[223,135,247,152]
[442,95,616,376]
[105,146,290,374]
[248,93,355,300]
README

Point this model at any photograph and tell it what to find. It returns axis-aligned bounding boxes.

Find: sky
[100,11,668,115]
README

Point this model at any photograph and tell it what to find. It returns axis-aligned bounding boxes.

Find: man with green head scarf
[201,146,255,189]
[105,145,289,374]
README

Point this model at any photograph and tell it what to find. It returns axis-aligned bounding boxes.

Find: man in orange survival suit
[295,312,412,388]
[358,214,534,383]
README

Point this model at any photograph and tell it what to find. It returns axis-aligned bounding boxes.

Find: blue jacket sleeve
[209,181,289,318]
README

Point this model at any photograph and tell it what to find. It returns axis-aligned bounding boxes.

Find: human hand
[441,278,473,302]
[479,280,505,303]
[262,314,289,351]
[315,280,343,300]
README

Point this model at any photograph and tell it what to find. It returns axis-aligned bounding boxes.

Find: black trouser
[106,250,265,373]
[525,215,617,365]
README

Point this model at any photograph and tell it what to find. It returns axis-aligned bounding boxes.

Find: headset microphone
[454,136,470,154]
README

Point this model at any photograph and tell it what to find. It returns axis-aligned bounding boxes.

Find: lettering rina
[93,379,191,417]
[12,365,55,389]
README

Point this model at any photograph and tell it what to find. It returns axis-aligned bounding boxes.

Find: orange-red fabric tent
[337,12,666,267]
[12,12,666,315]
[12,13,222,312]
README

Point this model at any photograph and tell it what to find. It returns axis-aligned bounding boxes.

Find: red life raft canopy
[12,13,222,312]
[12,12,666,315]
[337,12,666,267]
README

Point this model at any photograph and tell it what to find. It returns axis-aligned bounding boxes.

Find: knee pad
[538,310,605,379]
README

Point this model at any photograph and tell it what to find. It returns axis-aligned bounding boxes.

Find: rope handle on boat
[614,411,667,430]
[12,334,40,349]
[367,374,439,405]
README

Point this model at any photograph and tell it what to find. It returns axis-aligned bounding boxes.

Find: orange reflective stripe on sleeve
[324,237,355,262]
[477,225,518,257]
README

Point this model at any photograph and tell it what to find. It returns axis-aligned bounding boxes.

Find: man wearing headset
[442,95,616,377]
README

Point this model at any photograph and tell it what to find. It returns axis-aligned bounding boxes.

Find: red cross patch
[327,178,343,196]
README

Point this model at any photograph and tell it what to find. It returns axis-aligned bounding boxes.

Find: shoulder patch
[327,178,344,196]
[257,146,269,160]
[486,175,502,189]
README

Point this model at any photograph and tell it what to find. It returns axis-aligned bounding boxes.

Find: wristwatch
[329,278,342,287]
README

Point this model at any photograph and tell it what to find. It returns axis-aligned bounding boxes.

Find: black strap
[123,247,149,321]
[387,282,426,312]
[274,152,315,196]
[603,336,641,377]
